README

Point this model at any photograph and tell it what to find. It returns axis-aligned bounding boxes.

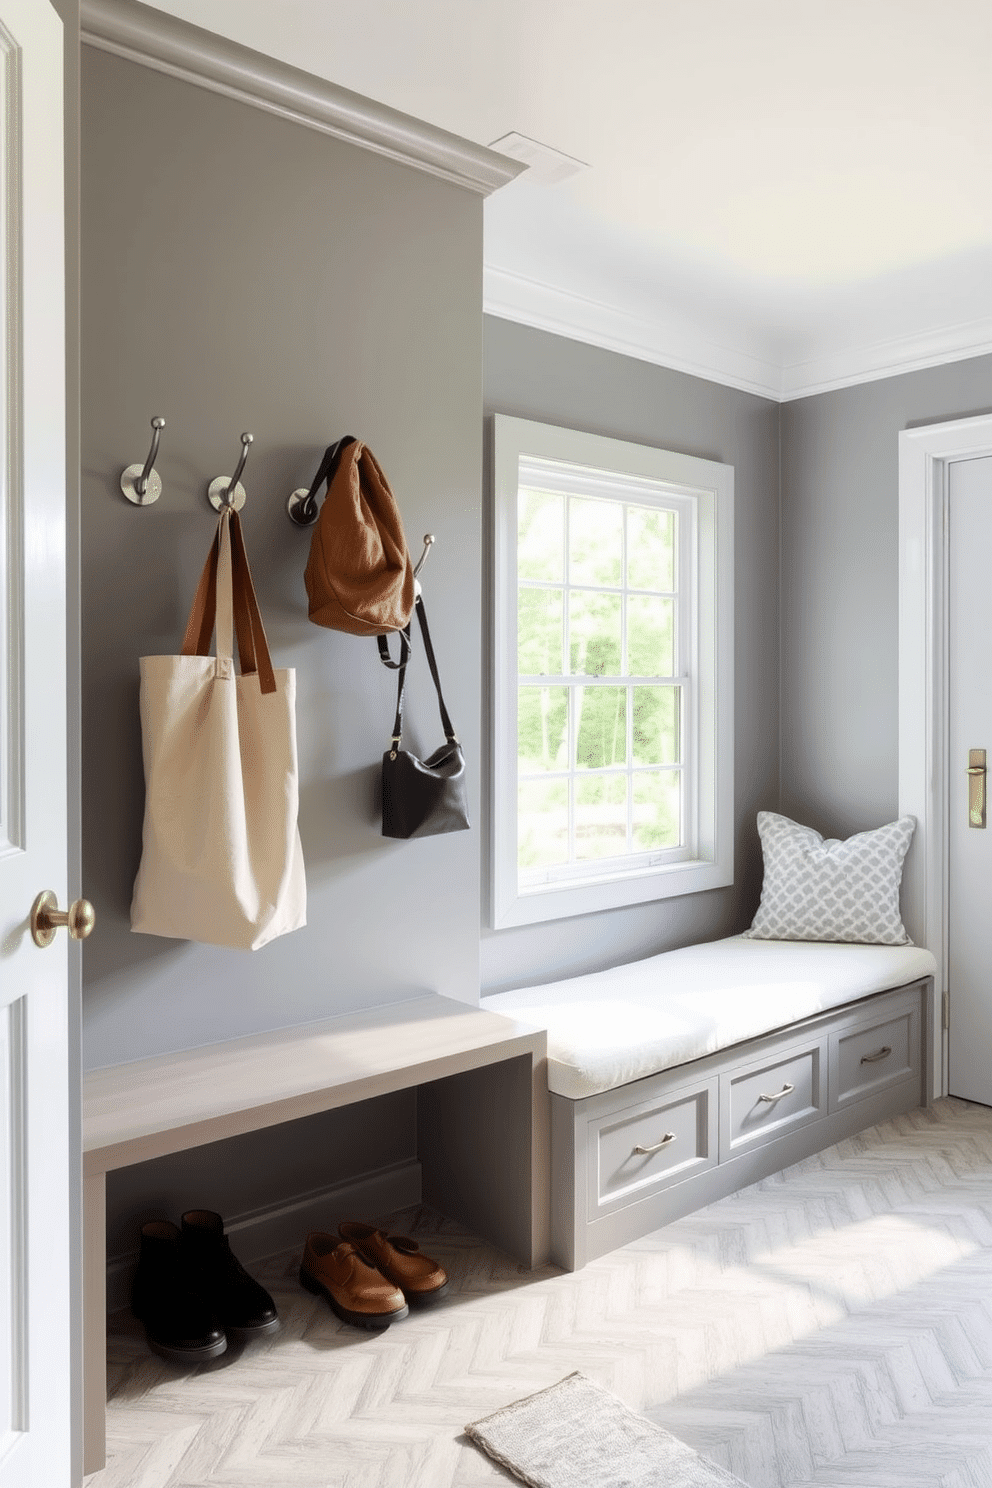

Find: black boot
[181,1210,279,1339]
[131,1221,227,1365]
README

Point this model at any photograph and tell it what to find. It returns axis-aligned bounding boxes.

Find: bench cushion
[484,935,937,1099]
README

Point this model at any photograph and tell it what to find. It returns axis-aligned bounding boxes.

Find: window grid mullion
[517,763,682,778]
[571,684,577,863]
[563,494,571,680]
[520,578,677,598]
[627,685,634,852]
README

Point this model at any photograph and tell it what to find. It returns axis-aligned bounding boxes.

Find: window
[491,416,733,928]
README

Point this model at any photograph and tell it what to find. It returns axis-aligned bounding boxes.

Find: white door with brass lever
[948,456,992,1106]
[0,5,75,1484]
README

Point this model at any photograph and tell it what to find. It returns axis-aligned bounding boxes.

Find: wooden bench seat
[82,993,549,1474]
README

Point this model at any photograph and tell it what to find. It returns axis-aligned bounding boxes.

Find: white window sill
[492,855,733,928]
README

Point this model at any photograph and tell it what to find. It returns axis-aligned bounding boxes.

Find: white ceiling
[138,0,992,400]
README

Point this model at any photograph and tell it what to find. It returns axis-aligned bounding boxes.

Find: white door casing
[946,456,992,1105]
[899,411,992,1103]
[0,1,71,1484]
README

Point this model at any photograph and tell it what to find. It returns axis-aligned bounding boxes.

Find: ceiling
[138,0,992,400]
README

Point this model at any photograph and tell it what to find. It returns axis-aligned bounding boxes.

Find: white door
[947,454,992,1106]
[0,1,74,1484]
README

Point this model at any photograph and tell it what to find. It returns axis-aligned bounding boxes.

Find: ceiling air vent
[488,132,588,186]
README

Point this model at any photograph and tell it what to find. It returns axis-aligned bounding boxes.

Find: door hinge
[942,990,950,1030]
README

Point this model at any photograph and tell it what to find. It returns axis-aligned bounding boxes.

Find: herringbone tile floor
[86,1097,992,1487]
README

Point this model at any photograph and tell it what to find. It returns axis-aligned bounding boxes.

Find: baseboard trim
[106,1158,422,1314]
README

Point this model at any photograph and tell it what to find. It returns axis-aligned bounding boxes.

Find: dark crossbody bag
[381,595,469,839]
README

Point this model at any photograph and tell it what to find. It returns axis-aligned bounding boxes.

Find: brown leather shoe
[337,1222,449,1307]
[299,1233,408,1329]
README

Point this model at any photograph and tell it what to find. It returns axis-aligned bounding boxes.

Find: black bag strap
[295,435,357,526]
[389,595,458,754]
[377,630,411,670]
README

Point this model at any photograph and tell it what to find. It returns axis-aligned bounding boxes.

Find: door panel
[0,1,71,1483]
[948,455,992,1106]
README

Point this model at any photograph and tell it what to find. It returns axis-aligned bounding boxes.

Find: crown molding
[779,316,992,401]
[483,263,783,401]
[80,0,522,197]
[485,261,992,404]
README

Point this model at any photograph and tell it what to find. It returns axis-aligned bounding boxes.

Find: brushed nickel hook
[120,416,166,506]
[414,533,435,579]
[286,435,355,526]
[413,534,436,596]
[208,432,253,512]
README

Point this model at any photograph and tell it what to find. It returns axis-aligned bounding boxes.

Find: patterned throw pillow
[746,811,916,944]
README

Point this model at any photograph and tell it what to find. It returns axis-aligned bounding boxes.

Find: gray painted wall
[80,47,484,1072]
[481,317,781,994]
[79,27,992,1285]
[779,354,992,837]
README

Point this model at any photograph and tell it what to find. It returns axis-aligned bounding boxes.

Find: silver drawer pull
[860,1045,892,1065]
[633,1132,676,1155]
[758,1082,795,1104]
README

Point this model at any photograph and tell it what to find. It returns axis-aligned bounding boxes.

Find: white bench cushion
[484,935,937,1099]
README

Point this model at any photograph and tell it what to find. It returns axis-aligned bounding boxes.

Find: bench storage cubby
[82,994,549,1473]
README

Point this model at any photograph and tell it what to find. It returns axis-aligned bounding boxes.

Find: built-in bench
[82,994,549,1475]
[485,936,937,1270]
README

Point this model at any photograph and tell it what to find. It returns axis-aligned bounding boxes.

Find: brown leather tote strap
[180,512,277,695]
[229,510,276,694]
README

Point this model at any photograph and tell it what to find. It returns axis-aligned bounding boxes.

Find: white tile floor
[87,1098,992,1487]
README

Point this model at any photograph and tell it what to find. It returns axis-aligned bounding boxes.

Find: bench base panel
[551,979,932,1271]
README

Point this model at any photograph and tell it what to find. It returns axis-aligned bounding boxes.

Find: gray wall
[481,317,781,994]
[80,24,992,1279]
[81,47,484,1072]
[779,354,992,837]
[103,1088,416,1273]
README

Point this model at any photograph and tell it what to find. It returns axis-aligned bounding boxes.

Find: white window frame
[491,415,734,929]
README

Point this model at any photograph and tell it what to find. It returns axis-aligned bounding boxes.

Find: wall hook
[414,533,435,580]
[120,416,166,506]
[208,432,253,512]
[287,479,318,527]
[286,436,354,527]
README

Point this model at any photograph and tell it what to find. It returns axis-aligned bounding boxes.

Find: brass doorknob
[31,890,96,948]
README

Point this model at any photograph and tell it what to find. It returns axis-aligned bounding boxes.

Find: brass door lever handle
[969,749,987,828]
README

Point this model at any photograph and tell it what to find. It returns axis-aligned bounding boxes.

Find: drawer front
[589,1078,717,1214]
[723,1041,825,1154]
[831,1002,920,1109]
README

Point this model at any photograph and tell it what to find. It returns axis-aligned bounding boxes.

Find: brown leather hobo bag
[304,438,414,635]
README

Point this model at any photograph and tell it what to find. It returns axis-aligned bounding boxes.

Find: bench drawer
[722,1040,825,1155]
[587,1077,717,1215]
[831,998,920,1110]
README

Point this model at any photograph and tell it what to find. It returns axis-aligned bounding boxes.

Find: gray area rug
[465,1372,749,1488]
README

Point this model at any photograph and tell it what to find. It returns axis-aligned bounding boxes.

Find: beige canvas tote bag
[131,509,306,950]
